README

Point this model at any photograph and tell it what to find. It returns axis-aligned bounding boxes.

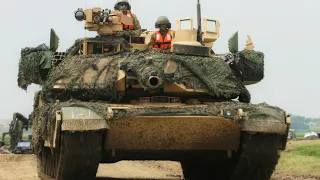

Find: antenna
[197,0,202,42]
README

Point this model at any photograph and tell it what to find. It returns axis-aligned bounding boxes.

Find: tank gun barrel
[146,76,162,89]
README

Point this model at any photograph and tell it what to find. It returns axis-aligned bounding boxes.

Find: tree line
[290,114,320,130]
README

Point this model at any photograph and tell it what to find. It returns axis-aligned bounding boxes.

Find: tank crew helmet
[155,16,171,29]
[114,0,131,10]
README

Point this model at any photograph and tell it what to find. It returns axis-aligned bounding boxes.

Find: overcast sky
[0,0,319,119]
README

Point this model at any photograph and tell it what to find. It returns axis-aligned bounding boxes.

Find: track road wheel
[229,133,280,180]
[37,131,103,180]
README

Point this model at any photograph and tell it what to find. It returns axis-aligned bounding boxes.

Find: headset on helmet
[114,0,131,10]
[155,16,171,29]
[155,23,171,29]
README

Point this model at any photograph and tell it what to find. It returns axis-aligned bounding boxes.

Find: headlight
[221,108,246,120]
[221,109,237,117]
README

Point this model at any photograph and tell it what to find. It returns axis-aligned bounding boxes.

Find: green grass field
[295,127,320,139]
[295,131,307,139]
[310,126,320,132]
[276,140,320,176]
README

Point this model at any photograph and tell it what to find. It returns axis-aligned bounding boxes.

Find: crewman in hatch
[113,0,142,37]
[148,16,173,49]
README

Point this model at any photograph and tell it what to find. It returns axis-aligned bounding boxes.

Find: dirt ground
[1,154,320,180]
[0,155,183,180]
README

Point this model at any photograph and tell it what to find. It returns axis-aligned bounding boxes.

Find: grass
[295,131,307,139]
[296,145,320,157]
[310,126,320,132]
[275,140,320,176]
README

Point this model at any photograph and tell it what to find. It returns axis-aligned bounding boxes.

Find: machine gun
[74,7,133,36]
[71,7,148,56]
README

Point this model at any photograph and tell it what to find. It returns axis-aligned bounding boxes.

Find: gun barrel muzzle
[146,76,162,89]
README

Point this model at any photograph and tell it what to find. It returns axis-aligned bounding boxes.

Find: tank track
[37,131,103,180]
[229,133,280,180]
[182,133,280,180]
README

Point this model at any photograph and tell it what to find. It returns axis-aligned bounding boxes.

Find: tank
[17,1,290,180]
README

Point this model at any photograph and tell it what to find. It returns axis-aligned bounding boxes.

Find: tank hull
[34,100,289,157]
[105,115,241,151]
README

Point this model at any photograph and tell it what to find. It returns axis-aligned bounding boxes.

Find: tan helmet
[155,16,171,29]
[115,0,131,10]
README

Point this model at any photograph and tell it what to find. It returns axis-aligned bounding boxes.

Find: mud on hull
[34,102,289,180]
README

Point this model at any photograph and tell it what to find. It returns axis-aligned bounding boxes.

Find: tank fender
[241,118,288,135]
[236,106,289,135]
[60,107,110,131]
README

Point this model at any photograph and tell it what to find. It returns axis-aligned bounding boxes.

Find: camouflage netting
[234,50,265,82]
[119,49,248,99]
[18,36,264,101]
[45,55,118,94]
[17,36,131,90]
[30,98,286,155]
[18,44,50,90]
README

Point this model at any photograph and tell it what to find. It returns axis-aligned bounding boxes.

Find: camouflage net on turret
[18,36,264,102]
[18,44,50,90]
[235,50,264,82]
[30,98,286,155]
[120,49,247,99]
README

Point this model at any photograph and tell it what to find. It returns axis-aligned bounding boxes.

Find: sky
[0,0,319,119]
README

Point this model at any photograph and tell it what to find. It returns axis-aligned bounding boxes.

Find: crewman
[148,16,173,49]
[113,0,142,37]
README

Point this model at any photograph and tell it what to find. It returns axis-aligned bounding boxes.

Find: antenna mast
[197,0,202,42]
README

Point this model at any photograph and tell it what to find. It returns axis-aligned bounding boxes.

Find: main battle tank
[18,1,290,180]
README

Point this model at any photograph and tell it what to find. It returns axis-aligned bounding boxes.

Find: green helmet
[114,0,131,10]
[155,16,171,29]
[116,0,128,3]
